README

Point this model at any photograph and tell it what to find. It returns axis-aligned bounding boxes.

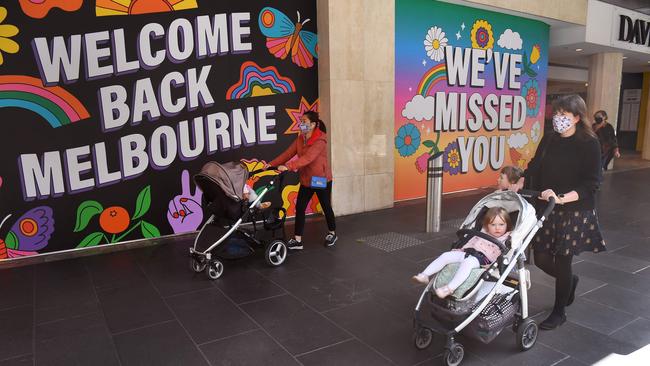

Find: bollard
[426,152,444,233]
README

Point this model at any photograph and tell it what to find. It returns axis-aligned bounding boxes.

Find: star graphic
[456,31,461,40]
[408,87,412,92]
[461,22,465,30]
[422,59,427,66]
[285,97,319,135]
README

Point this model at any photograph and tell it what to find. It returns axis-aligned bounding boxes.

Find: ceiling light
[585,83,589,87]
[575,48,583,52]
[623,56,628,59]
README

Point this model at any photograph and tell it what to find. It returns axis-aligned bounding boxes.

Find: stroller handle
[518,189,556,220]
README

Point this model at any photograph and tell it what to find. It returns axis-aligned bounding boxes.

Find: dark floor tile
[612,242,650,262]
[536,320,636,364]
[572,261,650,294]
[35,312,119,366]
[581,284,650,319]
[389,241,443,264]
[240,294,348,355]
[324,300,441,366]
[84,250,146,290]
[565,298,637,335]
[0,267,33,311]
[96,278,173,334]
[264,268,372,312]
[297,339,392,365]
[214,265,286,304]
[113,321,207,366]
[0,306,33,361]
[459,328,567,366]
[166,288,257,344]
[200,329,299,365]
[0,355,33,366]
[139,253,214,298]
[552,356,588,366]
[578,251,650,274]
[610,317,650,349]
[428,352,490,366]
[34,260,99,324]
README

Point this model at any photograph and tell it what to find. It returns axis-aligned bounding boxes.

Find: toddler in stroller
[412,207,512,299]
[189,161,289,280]
[412,190,556,366]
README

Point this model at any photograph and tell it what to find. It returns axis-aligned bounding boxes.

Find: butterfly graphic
[0,206,54,259]
[258,7,318,68]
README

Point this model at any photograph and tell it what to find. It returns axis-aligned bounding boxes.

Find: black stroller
[189,161,288,280]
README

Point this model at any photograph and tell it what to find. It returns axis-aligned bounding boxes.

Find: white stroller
[413,190,555,366]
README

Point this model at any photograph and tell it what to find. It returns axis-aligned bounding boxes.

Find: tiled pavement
[1,168,650,365]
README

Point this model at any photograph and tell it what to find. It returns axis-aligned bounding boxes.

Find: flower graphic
[0,7,19,65]
[395,123,421,157]
[443,141,462,175]
[531,121,541,143]
[470,20,494,50]
[415,152,431,173]
[424,26,448,61]
[522,79,540,117]
[530,44,541,64]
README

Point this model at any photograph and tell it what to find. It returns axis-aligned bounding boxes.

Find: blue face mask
[299,122,311,133]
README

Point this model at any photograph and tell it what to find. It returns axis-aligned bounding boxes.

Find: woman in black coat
[515,95,606,330]
[593,110,620,171]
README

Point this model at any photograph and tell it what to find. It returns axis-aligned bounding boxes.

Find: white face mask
[552,114,573,134]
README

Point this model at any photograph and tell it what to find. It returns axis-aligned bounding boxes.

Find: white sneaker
[411,273,429,285]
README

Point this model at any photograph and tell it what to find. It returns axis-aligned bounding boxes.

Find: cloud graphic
[497,29,523,50]
[402,95,435,121]
[508,132,529,149]
[531,121,541,143]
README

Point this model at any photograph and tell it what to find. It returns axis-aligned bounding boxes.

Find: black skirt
[533,208,606,256]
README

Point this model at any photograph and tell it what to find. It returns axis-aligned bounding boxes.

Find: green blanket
[433,263,485,299]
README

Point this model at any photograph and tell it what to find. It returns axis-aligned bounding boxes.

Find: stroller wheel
[443,343,464,366]
[516,318,538,351]
[413,327,433,350]
[206,260,224,280]
[190,258,207,273]
[265,240,288,267]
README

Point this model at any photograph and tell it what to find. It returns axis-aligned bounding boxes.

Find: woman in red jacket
[268,111,337,249]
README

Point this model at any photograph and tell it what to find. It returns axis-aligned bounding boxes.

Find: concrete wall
[317,0,395,216]
[456,0,588,25]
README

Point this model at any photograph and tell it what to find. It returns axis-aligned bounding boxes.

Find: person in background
[267,111,337,249]
[593,110,620,171]
[497,166,524,191]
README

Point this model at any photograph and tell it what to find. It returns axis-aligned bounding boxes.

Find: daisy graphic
[424,26,448,62]
[0,7,19,65]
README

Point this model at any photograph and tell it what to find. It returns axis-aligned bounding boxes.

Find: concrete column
[642,89,650,160]
[317,0,395,216]
[587,52,623,169]
[587,53,623,127]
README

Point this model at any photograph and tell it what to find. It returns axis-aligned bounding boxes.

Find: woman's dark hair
[552,94,597,140]
[303,111,327,133]
[594,110,608,122]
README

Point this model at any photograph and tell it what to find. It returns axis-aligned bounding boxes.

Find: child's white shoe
[435,285,453,299]
[411,273,429,285]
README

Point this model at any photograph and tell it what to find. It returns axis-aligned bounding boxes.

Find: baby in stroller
[412,207,512,298]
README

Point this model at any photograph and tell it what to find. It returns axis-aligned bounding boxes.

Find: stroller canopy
[459,190,538,253]
[194,161,249,202]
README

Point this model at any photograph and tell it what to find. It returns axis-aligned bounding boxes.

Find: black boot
[540,310,566,330]
[567,275,579,306]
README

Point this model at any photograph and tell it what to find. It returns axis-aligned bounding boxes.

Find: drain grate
[357,232,424,252]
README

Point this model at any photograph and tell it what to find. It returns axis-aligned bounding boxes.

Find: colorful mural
[0,1,319,260]
[395,0,549,200]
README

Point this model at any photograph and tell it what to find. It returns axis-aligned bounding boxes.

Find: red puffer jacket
[269,129,333,187]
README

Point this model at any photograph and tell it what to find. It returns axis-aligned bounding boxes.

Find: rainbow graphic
[0,75,90,128]
[417,63,447,96]
[226,61,296,100]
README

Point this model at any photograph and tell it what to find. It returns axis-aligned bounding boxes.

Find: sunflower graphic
[470,20,494,50]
